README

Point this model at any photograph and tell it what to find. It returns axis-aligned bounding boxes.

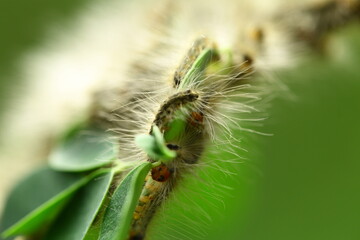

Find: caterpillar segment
[152,90,200,133]
[173,37,220,88]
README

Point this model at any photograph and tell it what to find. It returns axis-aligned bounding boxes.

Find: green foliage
[163,118,186,142]
[135,126,176,162]
[178,46,218,89]
[0,167,99,237]
[99,162,152,240]
[43,171,114,240]
[49,127,117,172]
[0,125,148,240]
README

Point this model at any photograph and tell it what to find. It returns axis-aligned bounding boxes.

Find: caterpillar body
[85,0,360,239]
[1,0,357,239]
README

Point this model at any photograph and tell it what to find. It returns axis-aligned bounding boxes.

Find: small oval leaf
[44,171,114,240]
[0,167,109,238]
[135,126,176,162]
[178,47,218,89]
[99,162,152,240]
[49,128,117,172]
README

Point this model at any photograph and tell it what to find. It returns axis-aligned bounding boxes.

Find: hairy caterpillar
[0,0,358,239]
[86,1,360,239]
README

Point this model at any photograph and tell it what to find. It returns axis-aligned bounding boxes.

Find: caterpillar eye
[130,234,144,240]
[166,143,180,150]
[191,93,199,100]
[243,54,253,64]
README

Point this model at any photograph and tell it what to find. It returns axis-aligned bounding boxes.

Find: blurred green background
[0,1,359,240]
[0,0,95,113]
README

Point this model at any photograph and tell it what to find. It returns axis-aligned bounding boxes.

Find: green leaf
[163,117,187,142]
[99,162,152,240]
[179,47,217,89]
[135,126,176,162]
[152,126,177,161]
[43,171,114,240]
[0,167,109,238]
[135,134,158,158]
[49,127,117,172]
